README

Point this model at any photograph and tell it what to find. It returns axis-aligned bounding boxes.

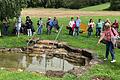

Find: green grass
[80,3,110,11]
[0,16,120,80]
[0,70,63,80]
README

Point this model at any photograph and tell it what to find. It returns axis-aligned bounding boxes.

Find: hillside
[80,2,110,11]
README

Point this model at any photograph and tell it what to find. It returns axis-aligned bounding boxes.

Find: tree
[0,0,27,21]
[110,0,120,10]
[27,0,109,9]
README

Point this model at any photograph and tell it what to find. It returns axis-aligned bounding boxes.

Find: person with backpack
[46,17,53,35]
[98,23,119,63]
[37,18,43,35]
[53,17,59,33]
[49,17,54,34]
[112,19,119,32]
[87,19,95,37]
[96,19,104,37]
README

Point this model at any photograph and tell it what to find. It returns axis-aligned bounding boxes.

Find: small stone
[18,69,23,72]
[0,67,5,70]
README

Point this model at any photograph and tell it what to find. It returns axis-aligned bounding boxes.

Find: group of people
[67,17,119,63]
[0,16,119,38]
[0,16,60,37]
[0,16,120,63]
[67,17,81,36]
[46,17,59,35]
[87,18,119,37]
[97,19,119,63]
[67,17,119,39]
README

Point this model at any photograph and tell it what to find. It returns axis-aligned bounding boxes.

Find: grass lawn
[0,16,120,80]
[80,2,110,11]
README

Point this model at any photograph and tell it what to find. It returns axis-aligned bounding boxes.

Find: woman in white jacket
[68,17,75,35]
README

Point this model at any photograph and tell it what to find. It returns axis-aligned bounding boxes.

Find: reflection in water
[21,56,27,68]
[0,53,78,73]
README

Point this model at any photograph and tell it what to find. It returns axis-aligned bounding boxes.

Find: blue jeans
[96,28,101,36]
[87,27,93,37]
[73,27,79,36]
[47,26,53,35]
[106,41,115,60]
[38,26,42,35]
[88,31,92,37]
[3,26,8,35]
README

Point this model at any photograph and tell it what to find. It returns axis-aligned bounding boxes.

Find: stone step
[37,40,58,45]
[28,54,42,57]
[33,44,57,49]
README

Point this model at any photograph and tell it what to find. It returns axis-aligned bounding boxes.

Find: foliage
[27,0,110,9]
[80,2,110,11]
[0,0,27,20]
[110,0,120,10]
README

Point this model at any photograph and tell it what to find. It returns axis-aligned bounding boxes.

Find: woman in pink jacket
[98,23,119,63]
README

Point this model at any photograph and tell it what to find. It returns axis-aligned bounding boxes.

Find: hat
[49,17,51,19]
[105,22,110,26]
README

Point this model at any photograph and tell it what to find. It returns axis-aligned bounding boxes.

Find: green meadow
[80,2,110,11]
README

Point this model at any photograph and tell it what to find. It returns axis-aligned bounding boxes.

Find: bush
[27,0,109,9]
[110,0,120,10]
[0,0,27,20]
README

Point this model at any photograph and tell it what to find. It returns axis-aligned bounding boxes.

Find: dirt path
[21,8,120,17]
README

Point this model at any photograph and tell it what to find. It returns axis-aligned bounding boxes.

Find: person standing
[69,17,75,35]
[49,17,54,34]
[87,19,95,37]
[53,17,59,33]
[37,18,43,35]
[73,17,81,36]
[25,16,32,36]
[98,23,119,63]
[46,17,53,35]
[2,17,9,35]
[96,19,104,37]
[112,19,119,32]
[16,15,22,37]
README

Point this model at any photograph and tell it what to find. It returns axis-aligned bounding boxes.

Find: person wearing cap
[98,23,119,63]
[47,17,53,35]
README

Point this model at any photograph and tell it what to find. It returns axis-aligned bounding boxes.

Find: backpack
[111,28,119,48]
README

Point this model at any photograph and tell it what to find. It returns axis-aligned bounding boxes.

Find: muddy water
[0,53,83,73]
